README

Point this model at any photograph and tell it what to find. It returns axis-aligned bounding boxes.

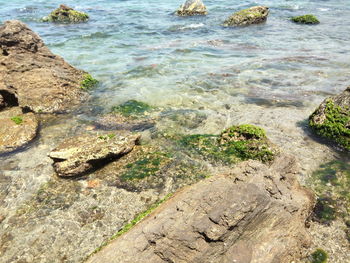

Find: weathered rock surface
[223,6,269,27]
[0,107,39,154]
[42,5,89,23]
[49,132,140,177]
[87,154,314,263]
[176,0,207,16]
[309,87,350,150]
[94,113,156,131]
[0,20,89,113]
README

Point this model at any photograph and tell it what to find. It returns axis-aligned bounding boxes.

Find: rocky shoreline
[0,2,349,263]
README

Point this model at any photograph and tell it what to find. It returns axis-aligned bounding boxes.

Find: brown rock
[49,132,140,177]
[223,6,269,27]
[0,107,39,154]
[0,20,89,113]
[94,113,156,131]
[87,154,314,263]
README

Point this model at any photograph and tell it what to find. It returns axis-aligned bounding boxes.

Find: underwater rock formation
[49,132,140,177]
[291,14,320,25]
[0,20,96,113]
[0,107,38,154]
[87,154,314,263]
[42,4,89,23]
[223,6,269,26]
[309,87,350,150]
[176,0,207,16]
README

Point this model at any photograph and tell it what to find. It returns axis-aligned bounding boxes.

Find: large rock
[176,0,207,16]
[309,87,350,150]
[87,154,314,263]
[223,6,269,27]
[49,132,140,177]
[0,20,93,113]
[42,5,89,23]
[0,107,39,154]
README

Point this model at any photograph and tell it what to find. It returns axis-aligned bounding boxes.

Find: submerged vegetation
[111,100,152,117]
[310,249,328,263]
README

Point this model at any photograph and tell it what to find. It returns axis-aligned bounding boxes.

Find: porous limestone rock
[49,132,140,177]
[223,6,269,26]
[87,154,314,263]
[176,0,207,16]
[42,4,89,23]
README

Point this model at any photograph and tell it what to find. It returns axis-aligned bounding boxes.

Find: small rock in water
[291,14,320,24]
[49,132,140,177]
[223,6,269,26]
[42,5,89,23]
[176,0,207,16]
[0,107,39,154]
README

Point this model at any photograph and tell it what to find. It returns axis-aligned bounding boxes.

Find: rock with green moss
[176,0,207,16]
[80,74,98,90]
[309,87,350,150]
[291,14,319,25]
[43,5,89,23]
[223,6,269,26]
[111,100,152,117]
[310,249,328,263]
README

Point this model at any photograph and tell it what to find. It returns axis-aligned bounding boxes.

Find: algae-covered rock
[291,14,319,25]
[95,113,155,131]
[0,107,39,154]
[43,5,89,23]
[223,6,269,27]
[176,0,207,16]
[49,132,140,177]
[309,87,350,150]
[111,100,152,117]
[87,154,314,263]
[0,20,97,113]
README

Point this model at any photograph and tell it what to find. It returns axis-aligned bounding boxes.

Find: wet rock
[87,154,314,263]
[0,107,39,154]
[176,0,207,16]
[94,113,155,131]
[223,6,269,26]
[49,132,140,177]
[42,5,89,23]
[0,94,4,110]
[309,87,350,150]
[292,14,320,25]
[0,20,96,113]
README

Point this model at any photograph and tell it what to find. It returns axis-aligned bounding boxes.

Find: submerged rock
[87,154,314,263]
[309,87,350,150]
[291,14,320,25]
[176,0,207,16]
[0,20,97,113]
[49,132,140,177]
[42,5,89,23]
[94,113,155,131]
[0,107,39,154]
[223,6,269,26]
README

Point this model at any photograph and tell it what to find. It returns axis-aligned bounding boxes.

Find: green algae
[43,8,89,23]
[292,14,319,24]
[310,249,328,263]
[10,116,23,125]
[174,125,275,164]
[80,74,98,91]
[111,100,152,117]
[223,7,268,26]
[98,133,116,140]
[309,99,350,150]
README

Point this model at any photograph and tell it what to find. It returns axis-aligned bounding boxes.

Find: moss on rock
[223,6,269,27]
[292,14,319,25]
[80,74,98,91]
[43,5,89,23]
[310,248,328,263]
[10,116,23,125]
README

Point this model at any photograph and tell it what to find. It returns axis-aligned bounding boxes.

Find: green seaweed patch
[111,100,152,117]
[309,99,350,150]
[86,193,172,259]
[313,196,337,224]
[291,14,320,24]
[98,133,116,140]
[310,249,328,263]
[174,124,275,164]
[43,8,89,23]
[80,74,98,91]
[120,152,171,181]
[10,116,23,125]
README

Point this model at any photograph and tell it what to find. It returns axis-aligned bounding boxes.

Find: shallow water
[0,0,350,262]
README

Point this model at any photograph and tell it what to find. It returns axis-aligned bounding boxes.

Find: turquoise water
[1,0,350,112]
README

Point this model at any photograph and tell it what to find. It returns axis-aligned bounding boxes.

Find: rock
[223,6,269,27]
[176,0,207,16]
[291,15,320,25]
[0,107,39,154]
[94,113,155,131]
[42,5,89,23]
[49,132,140,177]
[309,87,350,150]
[0,20,96,113]
[87,154,314,263]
